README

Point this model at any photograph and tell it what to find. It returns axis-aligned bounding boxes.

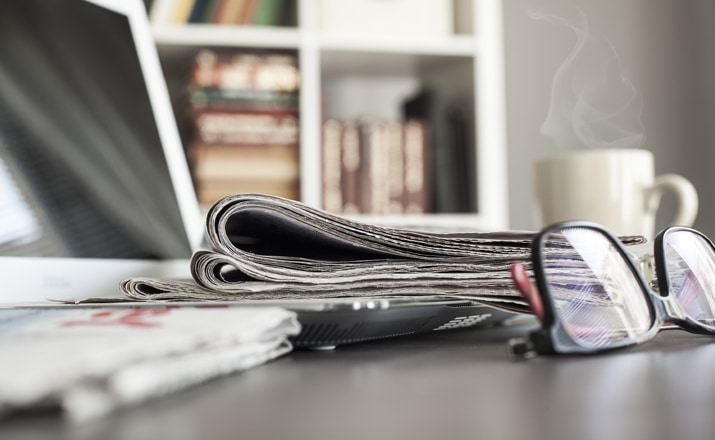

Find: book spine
[385,121,405,214]
[367,120,390,215]
[320,118,432,216]
[355,121,371,214]
[189,141,299,205]
[321,119,343,213]
[188,88,298,113]
[341,121,361,214]
[197,180,298,205]
[173,0,198,23]
[187,0,208,23]
[190,110,298,146]
[446,105,471,212]
[239,0,259,24]
[210,0,229,23]
[200,0,222,22]
[148,0,184,25]
[252,0,283,26]
[190,49,300,93]
[403,120,429,214]
[217,0,245,24]
[188,143,299,180]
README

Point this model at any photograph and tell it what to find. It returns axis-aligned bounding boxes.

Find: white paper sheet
[0,305,299,422]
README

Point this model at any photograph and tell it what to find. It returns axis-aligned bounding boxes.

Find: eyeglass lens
[542,227,654,349]
[662,230,715,327]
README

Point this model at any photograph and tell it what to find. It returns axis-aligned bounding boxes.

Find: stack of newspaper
[119,193,647,313]
[0,306,299,422]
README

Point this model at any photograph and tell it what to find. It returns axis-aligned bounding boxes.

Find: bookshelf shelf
[320,51,473,78]
[153,25,301,48]
[317,34,477,57]
[149,0,508,231]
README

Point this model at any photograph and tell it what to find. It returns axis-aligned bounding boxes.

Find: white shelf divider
[297,0,322,208]
[153,25,302,48]
[473,0,509,230]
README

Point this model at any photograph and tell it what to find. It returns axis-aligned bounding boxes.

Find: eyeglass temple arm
[510,261,545,321]
[507,261,544,360]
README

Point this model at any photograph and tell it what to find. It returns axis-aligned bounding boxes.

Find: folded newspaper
[0,306,299,422]
[117,193,648,313]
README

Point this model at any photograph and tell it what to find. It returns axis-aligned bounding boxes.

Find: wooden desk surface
[3,323,715,440]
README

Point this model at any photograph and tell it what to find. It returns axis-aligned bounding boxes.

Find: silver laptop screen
[0,0,194,259]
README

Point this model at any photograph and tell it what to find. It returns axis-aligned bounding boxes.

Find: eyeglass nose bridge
[651,291,689,324]
[636,254,659,292]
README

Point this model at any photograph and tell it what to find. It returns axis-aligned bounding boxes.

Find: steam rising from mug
[530,9,646,150]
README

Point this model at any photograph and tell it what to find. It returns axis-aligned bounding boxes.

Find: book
[320,118,429,215]
[187,0,208,22]
[340,120,361,214]
[321,119,343,213]
[403,120,429,214]
[173,0,197,23]
[363,119,397,215]
[190,49,299,92]
[252,0,283,25]
[215,0,244,24]
[445,104,472,212]
[188,87,298,112]
[200,0,222,22]
[188,143,299,181]
[189,109,298,145]
[163,0,294,25]
[385,120,405,214]
[197,179,298,205]
[183,48,300,204]
[186,130,299,205]
[239,0,259,24]
[403,89,469,213]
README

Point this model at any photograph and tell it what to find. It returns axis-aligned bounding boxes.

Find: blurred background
[1,0,711,259]
[146,0,715,237]
[503,0,715,237]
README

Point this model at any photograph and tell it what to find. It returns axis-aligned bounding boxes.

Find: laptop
[0,0,519,348]
[0,0,204,302]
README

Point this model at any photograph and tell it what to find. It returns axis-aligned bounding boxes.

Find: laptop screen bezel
[90,0,204,251]
[0,0,205,304]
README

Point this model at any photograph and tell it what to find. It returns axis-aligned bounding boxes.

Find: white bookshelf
[150,0,508,231]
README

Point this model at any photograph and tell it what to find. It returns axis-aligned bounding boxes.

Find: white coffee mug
[533,148,698,238]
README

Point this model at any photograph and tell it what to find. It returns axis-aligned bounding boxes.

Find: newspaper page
[118,193,648,313]
[0,305,299,422]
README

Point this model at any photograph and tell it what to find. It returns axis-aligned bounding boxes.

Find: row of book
[179,50,450,215]
[321,119,430,216]
[184,48,300,206]
[167,0,294,26]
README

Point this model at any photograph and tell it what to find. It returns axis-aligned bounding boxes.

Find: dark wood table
[3,322,715,440]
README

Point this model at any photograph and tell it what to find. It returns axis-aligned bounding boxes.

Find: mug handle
[646,174,699,227]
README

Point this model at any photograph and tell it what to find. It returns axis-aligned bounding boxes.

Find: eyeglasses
[508,221,715,358]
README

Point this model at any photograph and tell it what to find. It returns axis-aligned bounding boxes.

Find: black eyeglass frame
[652,225,715,332]
[516,221,715,357]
